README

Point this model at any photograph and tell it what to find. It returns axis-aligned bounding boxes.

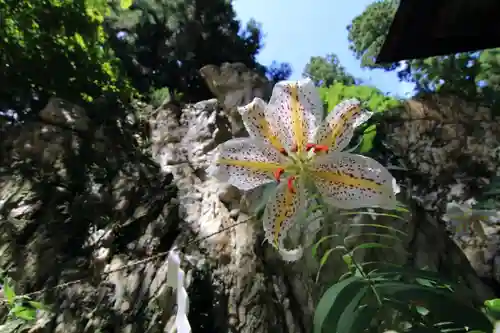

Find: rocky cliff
[0,64,498,333]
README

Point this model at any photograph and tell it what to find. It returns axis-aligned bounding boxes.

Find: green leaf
[343,232,403,245]
[12,306,36,321]
[313,276,366,333]
[311,235,341,258]
[339,305,378,333]
[336,287,373,333]
[119,0,133,9]
[319,248,335,267]
[376,282,492,332]
[28,300,47,311]
[316,247,344,282]
[342,254,352,266]
[485,299,500,312]
[350,242,391,254]
[3,281,16,304]
[367,266,451,282]
[346,223,408,236]
[339,211,406,221]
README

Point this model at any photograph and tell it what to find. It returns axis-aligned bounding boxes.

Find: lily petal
[265,78,322,152]
[313,99,372,152]
[311,152,398,209]
[238,97,285,151]
[263,181,306,262]
[209,138,287,191]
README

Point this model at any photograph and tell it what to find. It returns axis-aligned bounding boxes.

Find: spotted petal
[313,99,372,152]
[263,180,306,262]
[208,138,287,191]
[311,152,398,209]
[265,78,323,152]
[238,97,285,151]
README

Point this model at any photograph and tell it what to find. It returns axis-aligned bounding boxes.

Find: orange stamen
[305,143,330,153]
[274,168,284,182]
[291,143,298,152]
[313,144,329,153]
[279,147,288,156]
[287,176,296,193]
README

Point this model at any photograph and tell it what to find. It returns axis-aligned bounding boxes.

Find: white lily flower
[209,78,398,261]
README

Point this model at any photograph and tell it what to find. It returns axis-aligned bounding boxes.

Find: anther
[305,143,329,153]
[279,147,288,156]
[274,168,284,182]
[313,145,329,153]
[287,176,296,193]
[290,143,298,153]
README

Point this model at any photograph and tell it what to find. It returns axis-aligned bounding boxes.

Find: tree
[266,61,292,84]
[347,0,500,107]
[0,0,134,120]
[319,82,401,153]
[302,54,357,87]
[105,0,290,102]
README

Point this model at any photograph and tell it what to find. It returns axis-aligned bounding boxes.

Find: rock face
[149,97,321,333]
[0,98,180,332]
[381,94,500,293]
[199,63,270,137]
[0,69,499,333]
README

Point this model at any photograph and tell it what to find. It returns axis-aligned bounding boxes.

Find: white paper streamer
[166,250,191,333]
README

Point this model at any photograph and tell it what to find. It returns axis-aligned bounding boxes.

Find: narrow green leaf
[315,247,344,282]
[346,223,408,236]
[351,242,391,254]
[311,235,341,258]
[338,304,378,333]
[344,232,403,245]
[485,299,500,312]
[416,277,436,288]
[3,281,15,304]
[376,282,492,332]
[313,276,366,333]
[416,305,430,316]
[362,261,403,273]
[338,272,353,282]
[12,306,36,321]
[28,301,47,311]
[339,211,406,221]
[336,286,371,333]
[119,0,133,9]
[342,254,352,266]
[319,248,335,267]
[367,266,454,286]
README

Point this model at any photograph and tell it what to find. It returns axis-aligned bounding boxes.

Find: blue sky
[233,0,415,97]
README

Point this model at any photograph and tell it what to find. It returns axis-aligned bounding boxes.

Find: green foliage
[347,0,399,70]
[347,0,500,107]
[319,82,401,152]
[0,277,48,332]
[303,54,357,87]
[0,0,135,118]
[312,219,494,333]
[105,0,290,102]
[149,87,171,108]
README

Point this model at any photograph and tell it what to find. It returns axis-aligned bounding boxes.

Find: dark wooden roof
[376,0,500,63]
